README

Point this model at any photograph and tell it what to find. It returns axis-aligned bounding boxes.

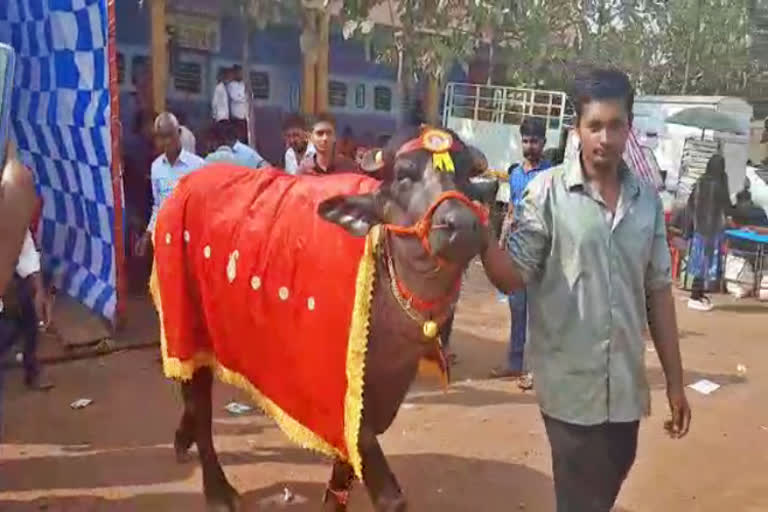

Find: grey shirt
[508,156,672,425]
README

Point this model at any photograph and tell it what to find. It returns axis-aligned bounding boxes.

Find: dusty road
[1,263,767,511]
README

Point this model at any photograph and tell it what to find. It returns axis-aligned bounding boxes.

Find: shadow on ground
[407,383,537,407]
[0,445,323,492]
[0,452,635,512]
[711,303,768,315]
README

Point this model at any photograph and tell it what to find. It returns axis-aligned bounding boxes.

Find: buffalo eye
[394,158,421,183]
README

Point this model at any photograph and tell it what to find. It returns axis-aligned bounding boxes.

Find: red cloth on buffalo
[150,165,380,476]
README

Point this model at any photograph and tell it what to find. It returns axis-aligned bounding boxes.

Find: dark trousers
[543,415,639,512]
[0,277,41,382]
[691,277,706,300]
[507,290,527,372]
[0,279,41,437]
[232,118,248,144]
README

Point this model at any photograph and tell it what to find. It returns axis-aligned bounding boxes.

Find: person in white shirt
[211,68,231,124]
[282,113,314,175]
[206,120,268,169]
[0,230,54,393]
[136,112,205,257]
[227,65,248,143]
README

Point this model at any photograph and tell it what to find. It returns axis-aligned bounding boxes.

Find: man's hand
[647,285,692,440]
[135,231,152,257]
[30,272,52,329]
[664,385,692,439]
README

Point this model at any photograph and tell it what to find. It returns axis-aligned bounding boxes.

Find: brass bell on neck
[422,320,439,339]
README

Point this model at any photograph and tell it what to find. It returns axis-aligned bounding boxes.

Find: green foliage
[156,0,755,96]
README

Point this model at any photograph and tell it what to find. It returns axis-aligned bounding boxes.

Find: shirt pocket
[617,207,655,262]
[553,210,606,289]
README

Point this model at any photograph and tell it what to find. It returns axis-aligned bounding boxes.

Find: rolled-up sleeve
[645,194,673,291]
[507,178,550,284]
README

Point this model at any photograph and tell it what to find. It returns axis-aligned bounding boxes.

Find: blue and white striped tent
[0,0,119,321]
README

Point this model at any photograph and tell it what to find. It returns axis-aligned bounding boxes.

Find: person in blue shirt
[206,120,268,169]
[136,112,205,257]
[491,117,551,386]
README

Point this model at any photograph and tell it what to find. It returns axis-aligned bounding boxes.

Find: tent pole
[107,0,126,328]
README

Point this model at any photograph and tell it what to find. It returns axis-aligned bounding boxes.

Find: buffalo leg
[359,427,406,512]
[174,381,196,462]
[322,459,355,512]
[189,367,240,511]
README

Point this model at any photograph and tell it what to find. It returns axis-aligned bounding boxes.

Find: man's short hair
[154,112,179,132]
[214,120,237,146]
[311,112,336,131]
[569,68,634,120]
[282,113,307,132]
[520,117,546,138]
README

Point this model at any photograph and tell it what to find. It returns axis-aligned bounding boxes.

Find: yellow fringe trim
[149,226,379,477]
[343,225,380,478]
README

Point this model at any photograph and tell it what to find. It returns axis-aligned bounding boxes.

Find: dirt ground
[1,262,767,511]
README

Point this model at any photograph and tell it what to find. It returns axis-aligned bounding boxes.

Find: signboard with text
[167,12,220,53]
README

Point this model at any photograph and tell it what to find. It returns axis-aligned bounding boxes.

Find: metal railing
[443,82,568,130]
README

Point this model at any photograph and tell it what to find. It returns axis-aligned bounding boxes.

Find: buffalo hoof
[321,496,347,512]
[206,495,240,512]
[375,494,407,512]
[205,483,240,512]
[174,429,194,463]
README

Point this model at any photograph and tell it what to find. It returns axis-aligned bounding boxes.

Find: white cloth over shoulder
[212,82,230,122]
[284,143,315,175]
[0,230,41,313]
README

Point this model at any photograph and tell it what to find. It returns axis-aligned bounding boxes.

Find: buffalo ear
[466,145,488,177]
[318,192,384,237]
[359,148,386,174]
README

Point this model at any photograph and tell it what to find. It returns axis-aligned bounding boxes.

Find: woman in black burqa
[686,154,733,311]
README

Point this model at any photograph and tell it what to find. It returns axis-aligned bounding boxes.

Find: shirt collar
[312,153,334,174]
[163,149,193,167]
[565,154,640,199]
[518,160,550,174]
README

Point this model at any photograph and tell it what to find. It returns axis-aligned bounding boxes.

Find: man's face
[233,68,242,81]
[521,135,545,164]
[311,121,336,155]
[155,125,181,157]
[284,127,308,154]
[576,99,630,172]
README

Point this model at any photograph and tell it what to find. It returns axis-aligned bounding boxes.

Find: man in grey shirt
[481,68,691,512]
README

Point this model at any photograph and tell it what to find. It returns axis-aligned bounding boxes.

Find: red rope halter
[381,189,489,314]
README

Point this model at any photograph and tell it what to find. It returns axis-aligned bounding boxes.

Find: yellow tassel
[433,152,455,173]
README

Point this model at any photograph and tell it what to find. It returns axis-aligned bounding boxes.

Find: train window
[174,61,202,94]
[355,84,365,109]
[374,86,392,112]
[329,81,347,107]
[249,71,270,100]
[131,56,149,86]
[116,53,125,84]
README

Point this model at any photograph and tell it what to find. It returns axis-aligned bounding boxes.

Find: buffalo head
[318,125,488,265]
